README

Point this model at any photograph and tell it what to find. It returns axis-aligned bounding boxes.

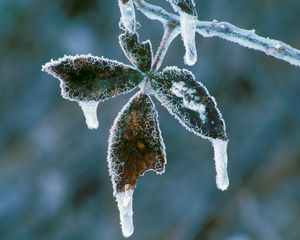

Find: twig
[133,0,300,67]
[151,22,179,72]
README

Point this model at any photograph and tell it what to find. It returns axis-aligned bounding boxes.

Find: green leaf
[119,32,153,73]
[150,66,227,141]
[42,54,144,102]
[108,92,166,193]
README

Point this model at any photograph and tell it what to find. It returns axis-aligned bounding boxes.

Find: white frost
[116,188,134,238]
[118,0,136,33]
[170,81,207,122]
[180,12,197,65]
[78,101,99,129]
[211,139,229,191]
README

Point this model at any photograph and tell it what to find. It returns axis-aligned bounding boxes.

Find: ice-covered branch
[133,0,300,67]
[151,22,179,72]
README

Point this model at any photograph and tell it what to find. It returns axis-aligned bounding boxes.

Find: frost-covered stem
[151,22,179,72]
[133,0,300,67]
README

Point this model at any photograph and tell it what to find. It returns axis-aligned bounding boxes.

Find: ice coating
[78,101,99,129]
[118,0,136,33]
[116,188,134,238]
[180,11,197,65]
[211,139,229,191]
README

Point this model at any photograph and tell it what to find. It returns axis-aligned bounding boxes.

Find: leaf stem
[151,21,179,72]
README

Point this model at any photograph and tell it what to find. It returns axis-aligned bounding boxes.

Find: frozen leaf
[118,0,136,33]
[108,92,166,237]
[150,66,227,141]
[108,91,166,192]
[119,31,153,73]
[42,54,143,102]
[167,0,198,65]
[150,66,228,190]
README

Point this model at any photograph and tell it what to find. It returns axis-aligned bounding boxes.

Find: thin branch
[141,22,179,94]
[133,0,300,68]
[151,22,179,72]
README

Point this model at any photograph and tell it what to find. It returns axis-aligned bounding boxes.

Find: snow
[78,101,99,129]
[118,0,136,33]
[116,187,134,238]
[211,139,229,191]
[180,11,197,65]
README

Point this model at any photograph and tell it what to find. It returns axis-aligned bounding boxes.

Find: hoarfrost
[150,66,227,141]
[170,81,206,122]
[211,139,229,191]
[78,101,99,129]
[180,11,197,65]
[42,54,144,102]
[118,0,136,33]
[119,31,153,73]
[116,188,134,238]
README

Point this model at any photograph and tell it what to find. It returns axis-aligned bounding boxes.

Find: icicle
[118,0,136,33]
[211,139,229,191]
[180,12,197,65]
[115,187,134,238]
[78,101,99,129]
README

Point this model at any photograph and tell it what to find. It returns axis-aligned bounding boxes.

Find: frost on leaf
[119,31,153,73]
[118,0,136,33]
[167,0,198,65]
[108,92,166,192]
[108,92,166,237]
[150,67,229,190]
[150,66,227,141]
[42,55,143,102]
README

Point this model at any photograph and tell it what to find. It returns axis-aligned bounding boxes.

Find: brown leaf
[108,92,166,193]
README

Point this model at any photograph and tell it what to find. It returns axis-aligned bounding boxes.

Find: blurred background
[1,0,300,239]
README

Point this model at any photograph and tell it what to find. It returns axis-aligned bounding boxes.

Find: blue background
[0,0,300,239]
